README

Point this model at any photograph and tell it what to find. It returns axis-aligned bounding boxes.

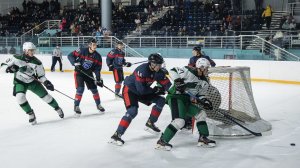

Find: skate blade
[144,127,160,135]
[155,144,172,151]
[108,139,124,146]
[30,121,37,125]
[197,142,216,148]
[98,108,105,112]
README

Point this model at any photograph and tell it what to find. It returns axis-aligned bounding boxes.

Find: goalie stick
[75,67,123,98]
[185,91,263,136]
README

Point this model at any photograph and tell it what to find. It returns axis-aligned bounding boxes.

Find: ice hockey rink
[0,68,299,168]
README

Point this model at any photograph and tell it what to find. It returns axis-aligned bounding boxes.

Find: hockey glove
[199,98,213,110]
[95,78,104,87]
[74,62,82,71]
[5,65,19,73]
[44,80,54,91]
[153,86,165,95]
[124,62,132,67]
[174,78,185,93]
[108,65,114,71]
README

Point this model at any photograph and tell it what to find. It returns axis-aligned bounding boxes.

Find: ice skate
[155,135,172,151]
[55,107,64,118]
[28,111,37,125]
[109,132,124,146]
[144,119,161,135]
[74,105,81,117]
[97,104,105,112]
[197,135,216,148]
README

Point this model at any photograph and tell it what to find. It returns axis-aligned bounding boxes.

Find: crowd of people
[0,0,61,37]
[0,0,298,39]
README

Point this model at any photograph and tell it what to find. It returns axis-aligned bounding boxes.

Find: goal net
[198,66,272,137]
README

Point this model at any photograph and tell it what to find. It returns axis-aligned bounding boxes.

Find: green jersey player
[156,58,216,151]
[5,42,64,125]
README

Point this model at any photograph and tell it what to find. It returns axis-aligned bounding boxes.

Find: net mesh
[201,66,272,137]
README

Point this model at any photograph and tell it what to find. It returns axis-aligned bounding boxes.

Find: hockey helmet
[23,42,36,51]
[193,46,201,53]
[87,38,97,44]
[196,58,210,69]
[148,53,164,64]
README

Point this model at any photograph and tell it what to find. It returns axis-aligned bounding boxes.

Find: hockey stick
[1,63,75,101]
[75,67,123,98]
[131,60,148,65]
[185,91,262,136]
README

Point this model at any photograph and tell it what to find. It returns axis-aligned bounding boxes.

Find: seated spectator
[290,19,296,29]
[282,20,290,29]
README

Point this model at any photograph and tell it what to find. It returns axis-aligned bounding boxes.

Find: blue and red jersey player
[109,53,171,146]
[68,38,105,116]
[106,41,131,97]
[188,46,216,67]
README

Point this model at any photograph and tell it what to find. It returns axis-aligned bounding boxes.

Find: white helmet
[196,58,210,69]
[23,42,36,52]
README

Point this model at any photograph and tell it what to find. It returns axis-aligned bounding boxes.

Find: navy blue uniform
[116,63,172,135]
[68,48,103,107]
[106,48,126,94]
[188,55,216,67]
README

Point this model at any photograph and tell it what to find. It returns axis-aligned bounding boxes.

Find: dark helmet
[193,46,201,53]
[116,41,123,45]
[88,38,97,44]
[148,53,164,64]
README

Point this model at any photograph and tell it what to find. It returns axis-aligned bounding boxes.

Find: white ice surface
[0,71,299,168]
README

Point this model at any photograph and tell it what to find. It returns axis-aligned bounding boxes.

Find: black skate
[55,107,64,118]
[28,111,37,125]
[144,119,161,135]
[197,135,216,148]
[155,135,173,151]
[74,105,81,117]
[97,104,105,112]
[109,132,125,146]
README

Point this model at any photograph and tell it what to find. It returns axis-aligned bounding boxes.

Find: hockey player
[106,41,132,98]
[110,53,171,146]
[156,58,216,151]
[188,46,216,67]
[5,42,64,125]
[68,38,105,116]
[184,46,216,130]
